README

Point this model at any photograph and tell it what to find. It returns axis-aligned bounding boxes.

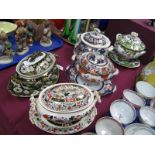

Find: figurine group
[15,19,52,55]
[0,19,53,65]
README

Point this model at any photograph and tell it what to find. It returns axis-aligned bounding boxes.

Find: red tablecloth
[0,43,144,135]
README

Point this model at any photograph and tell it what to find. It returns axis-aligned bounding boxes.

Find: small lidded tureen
[67,52,118,96]
[115,32,146,60]
[73,28,113,57]
[8,51,60,97]
[109,32,146,68]
[29,83,100,134]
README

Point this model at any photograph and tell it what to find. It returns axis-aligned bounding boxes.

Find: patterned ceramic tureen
[73,28,113,57]
[75,52,119,82]
[8,51,60,97]
[109,32,146,68]
[29,83,100,134]
[67,52,118,96]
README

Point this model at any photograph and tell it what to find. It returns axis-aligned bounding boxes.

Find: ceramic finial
[131,32,138,37]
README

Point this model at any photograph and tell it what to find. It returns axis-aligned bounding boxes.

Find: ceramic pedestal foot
[17,47,29,55]
[40,40,52,47]
[0,56,13,64]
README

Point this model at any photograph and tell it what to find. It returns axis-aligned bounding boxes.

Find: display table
[0,43,144,135]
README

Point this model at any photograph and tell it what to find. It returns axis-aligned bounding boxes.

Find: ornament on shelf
[40,20,52,47]
[26,23,34,46]
[15,20,29,55]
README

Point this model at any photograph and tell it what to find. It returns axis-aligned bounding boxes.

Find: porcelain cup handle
[72,54,76,61]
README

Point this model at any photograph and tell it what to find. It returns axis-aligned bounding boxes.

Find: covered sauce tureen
[67,52,118,96]
[29,83,100,134]
[8,51,60,97]
[73,28,113,57]
[109,32,146,68]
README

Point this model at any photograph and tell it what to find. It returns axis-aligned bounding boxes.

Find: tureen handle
[93,91,101,103]
[71,54,77,61]
[131,32,138,37]
[116,33,122,40]
[94,28,101,33]
[30,94,37,110]
[104,45,114,56]
[56,64,64,71]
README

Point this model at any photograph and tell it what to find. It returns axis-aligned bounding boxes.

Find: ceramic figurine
[15,26,29,55]
[26,23,34,46]
[0,31,14,64]
[40,20,52,47]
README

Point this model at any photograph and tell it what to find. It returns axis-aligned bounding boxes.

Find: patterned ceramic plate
[8,66,59,97]
[109,51,140,68]
[29,103,97,134]
[66,65,116,96]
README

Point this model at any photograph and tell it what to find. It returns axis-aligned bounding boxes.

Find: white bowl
[125,123,155,135]
[123,89,146,108]
[95,117,124,135]
[110,99,136,125]
[139,106,155,127]
[136,81,155,99]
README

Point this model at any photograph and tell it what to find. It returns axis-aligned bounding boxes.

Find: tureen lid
[79,52,116,76]
[38,83,95,113]
[116,32,146,51]
[81,28,111,49]
[125,123,155,135]
[110,99,136,125]
[16,51,56,79]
